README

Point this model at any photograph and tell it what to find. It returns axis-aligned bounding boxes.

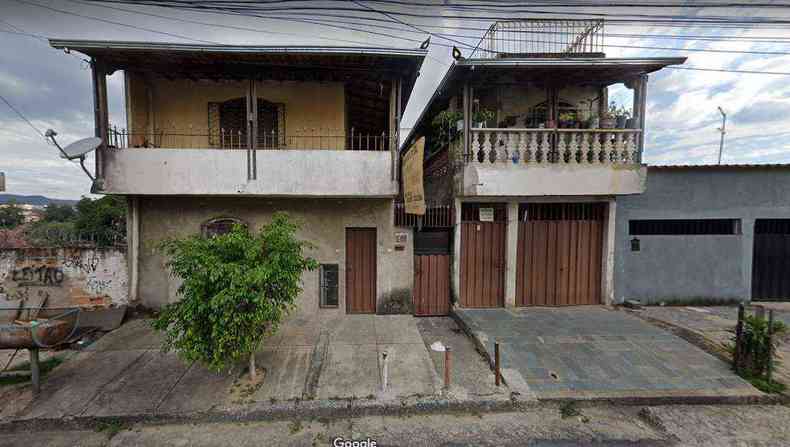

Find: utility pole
[717,106,727,165]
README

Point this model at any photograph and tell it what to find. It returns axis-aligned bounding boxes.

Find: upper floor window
[208,98,285,148]
[202,217,247,238]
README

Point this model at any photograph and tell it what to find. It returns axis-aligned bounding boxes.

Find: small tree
[42,203,76,223]
[152,213,317,377]
[0,200,25,229]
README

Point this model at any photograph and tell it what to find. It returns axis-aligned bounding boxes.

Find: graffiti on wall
[0,248,128,307]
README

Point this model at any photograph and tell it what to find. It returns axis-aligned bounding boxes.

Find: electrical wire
[0,93,46,139]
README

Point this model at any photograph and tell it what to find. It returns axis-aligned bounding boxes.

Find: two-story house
[400,20,685,310]
[49,39,426,316]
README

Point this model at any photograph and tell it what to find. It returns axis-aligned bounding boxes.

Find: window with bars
[319,264,339,307]
[629,219,741,235]
[202,217,246,238]
[208,98,285,147]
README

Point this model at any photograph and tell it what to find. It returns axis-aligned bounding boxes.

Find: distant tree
[74,195,126,245]
[152,214,318,378]
[0,200,25,229]
[42,203,76,223]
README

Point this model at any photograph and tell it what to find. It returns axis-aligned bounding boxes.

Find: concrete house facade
[50,40,426,316]
[401,20,685,311]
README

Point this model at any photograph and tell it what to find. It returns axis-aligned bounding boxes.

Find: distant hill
[0,194,78,206]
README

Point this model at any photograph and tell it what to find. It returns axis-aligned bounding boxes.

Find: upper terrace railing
[108,126,392,151]
[466,128,642,166]
[469,19,605,59]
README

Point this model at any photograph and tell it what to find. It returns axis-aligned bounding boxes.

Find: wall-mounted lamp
[630,237,641,252]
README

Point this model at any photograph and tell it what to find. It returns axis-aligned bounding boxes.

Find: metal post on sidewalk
[29,348,40,395]
[495,341,501,387]
[734,303,745,373]
[767,310,774,384]
[381,351,389,393]
[444,346,452,390]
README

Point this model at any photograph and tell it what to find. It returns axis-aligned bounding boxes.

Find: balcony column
[637,74,648,162]
[91,58,109,184]
[504,201,519,308]
[462,82,471,161]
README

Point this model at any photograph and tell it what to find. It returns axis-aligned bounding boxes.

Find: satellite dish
[59,137,102,160]
[46,129,99,182]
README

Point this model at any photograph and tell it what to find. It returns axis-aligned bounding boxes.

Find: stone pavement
[635,304,790,388]
[0,315,444,422]
[454,306,761,400]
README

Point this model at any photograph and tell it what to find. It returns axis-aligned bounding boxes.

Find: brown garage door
[460,203,506,308]
[517,203,605,306]
[346,228,377,313]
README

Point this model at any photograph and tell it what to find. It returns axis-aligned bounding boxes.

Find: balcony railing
[469,19,605,59]
[466,128,642,166]
[108,126,392,151]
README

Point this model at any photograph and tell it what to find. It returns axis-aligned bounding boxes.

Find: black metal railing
[469,19,605,59]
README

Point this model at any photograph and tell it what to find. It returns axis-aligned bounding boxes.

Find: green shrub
[152,213,318,374]
[729,313,786,391]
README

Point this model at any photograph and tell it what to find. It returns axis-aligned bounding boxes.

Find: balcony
[456,128,647,197]
[101,127,398,197]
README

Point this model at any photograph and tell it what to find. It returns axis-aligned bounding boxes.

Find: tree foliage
[0,200,25,229]
[42,203,77,223]
[152,213,318,372]
[74,195,126,240]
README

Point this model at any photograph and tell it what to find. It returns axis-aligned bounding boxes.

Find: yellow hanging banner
[402,137,426,216]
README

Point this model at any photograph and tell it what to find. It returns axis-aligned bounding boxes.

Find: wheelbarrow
[0,307,81,394]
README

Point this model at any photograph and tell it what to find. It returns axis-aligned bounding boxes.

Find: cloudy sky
[2,0,790,199]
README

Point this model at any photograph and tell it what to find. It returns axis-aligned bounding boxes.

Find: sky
[2,0,790,199]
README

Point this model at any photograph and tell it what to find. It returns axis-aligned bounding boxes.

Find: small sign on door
[479,207,494,222]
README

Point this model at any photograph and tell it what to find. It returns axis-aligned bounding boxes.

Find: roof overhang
[49,39,427,82]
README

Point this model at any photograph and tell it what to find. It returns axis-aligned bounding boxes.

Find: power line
[13,0,223,44]
[668,66,790,75]
[0,18,89,63]
[0,93,46,139]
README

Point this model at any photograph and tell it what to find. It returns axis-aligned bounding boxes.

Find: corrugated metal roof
[459,57,687,68]
[49,39,427,58]
[649,164,790,169]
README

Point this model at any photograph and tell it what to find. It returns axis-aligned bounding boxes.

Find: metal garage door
[413,229,452,316]
[460,203,506,308]
[753,219,790,301]
[517,203,605,306]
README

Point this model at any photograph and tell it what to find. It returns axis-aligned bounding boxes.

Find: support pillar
[504,201,519,307]
[451,198,462,306]
[91,58,109,184]
[127,197,140,303]
[602,199,617,305]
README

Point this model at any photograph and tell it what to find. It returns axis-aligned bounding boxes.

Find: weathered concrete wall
[136,197,413,316]
[0,247,129,308]
[614,167,790,304]
[458,164,646,197]
[102,148,397,197]
[126,74,346,148]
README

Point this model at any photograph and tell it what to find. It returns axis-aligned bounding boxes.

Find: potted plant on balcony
[586,112,600,129]
[473,109,495,128]
[616,106,632,129]
[431,110,463,152]
[600,102,617,129]
[558,112,577,129]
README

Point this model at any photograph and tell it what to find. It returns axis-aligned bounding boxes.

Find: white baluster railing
[467,128,642,166]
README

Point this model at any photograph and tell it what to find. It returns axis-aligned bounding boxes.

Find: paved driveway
[454,307,760,399]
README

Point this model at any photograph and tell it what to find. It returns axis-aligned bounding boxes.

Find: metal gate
[516,203,605,306]
[413,229,451,316]
[460,204,506,308]
[346,228,377,313]
[752,219,790,301]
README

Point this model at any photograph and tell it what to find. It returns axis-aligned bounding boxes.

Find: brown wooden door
[516,203,604,306]
[346,228,377,313]
[413,255,451,316]
[460,221,506,308]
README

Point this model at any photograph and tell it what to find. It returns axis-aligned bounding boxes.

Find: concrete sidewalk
[0,315,451,423]
[633,304,790,388]
[454,306,762,401]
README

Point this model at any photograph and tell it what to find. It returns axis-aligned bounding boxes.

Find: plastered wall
[136,197,413,315]
[0,247,129,308]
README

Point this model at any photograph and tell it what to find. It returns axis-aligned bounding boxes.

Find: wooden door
[346,228,377,313]
[414,255,451,316]
[516,203,605,306]
[752,219,790,301]
[460,211,506,308]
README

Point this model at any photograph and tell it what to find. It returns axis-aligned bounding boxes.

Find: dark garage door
[460,204,506,308]
[753,219,790,301]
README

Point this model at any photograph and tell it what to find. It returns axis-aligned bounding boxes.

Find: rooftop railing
[469,19,605,59]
